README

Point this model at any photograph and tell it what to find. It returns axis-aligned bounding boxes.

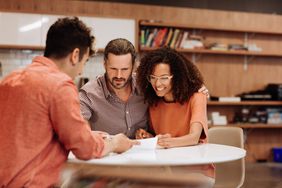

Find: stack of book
[228,44,248,51]
[207,43,228,51]
[140,27,202,49]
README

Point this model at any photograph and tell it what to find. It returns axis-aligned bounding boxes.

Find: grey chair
[208,126,245,188]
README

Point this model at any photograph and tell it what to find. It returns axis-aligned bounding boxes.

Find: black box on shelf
[265,84,282,101]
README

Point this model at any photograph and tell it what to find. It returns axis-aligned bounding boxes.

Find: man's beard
[107,74,132,90]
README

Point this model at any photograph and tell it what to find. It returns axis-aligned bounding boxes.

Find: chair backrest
[208,126,245,188]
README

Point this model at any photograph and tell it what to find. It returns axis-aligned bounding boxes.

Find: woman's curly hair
[136,47,204,106]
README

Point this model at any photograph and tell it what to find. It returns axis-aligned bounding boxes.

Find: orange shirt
[0,56,104,187]
[149,92,208,142]
[149,93,215,178]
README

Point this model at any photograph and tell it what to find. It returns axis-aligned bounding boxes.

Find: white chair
[208,126,245,188]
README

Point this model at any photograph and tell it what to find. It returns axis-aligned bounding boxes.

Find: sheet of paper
[133,136,158,150]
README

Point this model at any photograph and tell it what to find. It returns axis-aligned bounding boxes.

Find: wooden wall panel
[245,129,282,162]
[195,56,282,96]
[1,0,282,32]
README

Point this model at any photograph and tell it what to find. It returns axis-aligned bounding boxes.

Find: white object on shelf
[211,111,227,125]
[219,97,241,102]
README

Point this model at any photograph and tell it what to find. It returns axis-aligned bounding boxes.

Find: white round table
[68,143,246,166]
[64,144,246,187]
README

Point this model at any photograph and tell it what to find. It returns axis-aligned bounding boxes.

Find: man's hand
[135,128,153,139]
[198,85,209,98]
[101,133,139,156]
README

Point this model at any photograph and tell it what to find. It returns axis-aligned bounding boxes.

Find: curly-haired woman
[135,47,215,186]
[136,47,208,148]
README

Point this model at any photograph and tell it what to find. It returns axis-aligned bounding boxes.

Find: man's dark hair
[137,47,204,106]
[104,38,136,65]
[44,17,95,60]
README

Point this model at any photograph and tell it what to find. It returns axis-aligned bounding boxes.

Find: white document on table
[132,137,158,150]
[122,137,158,162]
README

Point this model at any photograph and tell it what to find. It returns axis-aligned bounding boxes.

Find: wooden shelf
[140,47,282,58]
[210,124,282,129]
[140,20,282,35]
[207,101,282,106]
[0,45,45,51]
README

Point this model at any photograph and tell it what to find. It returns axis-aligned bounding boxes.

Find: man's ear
[71,48,80,66]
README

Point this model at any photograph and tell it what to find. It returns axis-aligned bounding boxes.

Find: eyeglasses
[147,75,173,84]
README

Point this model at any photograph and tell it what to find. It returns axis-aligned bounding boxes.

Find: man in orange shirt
[0,17,137,187]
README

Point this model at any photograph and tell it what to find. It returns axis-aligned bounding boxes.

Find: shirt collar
[32,56,72,80]
[32,56,59,70]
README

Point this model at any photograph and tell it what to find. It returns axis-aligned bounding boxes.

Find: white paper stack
[211,112,227,125]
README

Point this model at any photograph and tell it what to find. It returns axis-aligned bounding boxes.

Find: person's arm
[50,82,135,159]
[101,133,139,156]
[157,123,203,148]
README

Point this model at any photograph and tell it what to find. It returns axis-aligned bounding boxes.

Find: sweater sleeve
[49,81,104,160]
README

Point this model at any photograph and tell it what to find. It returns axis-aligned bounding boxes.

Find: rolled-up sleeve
[50,81,104,159]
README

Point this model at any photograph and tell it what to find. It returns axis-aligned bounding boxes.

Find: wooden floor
[242,162,282,188]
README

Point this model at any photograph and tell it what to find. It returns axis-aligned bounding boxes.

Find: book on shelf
[170,29,180,48]
[144,28,150,43]
[209,43,228,51]
[152,28,168,47]
[182,34,204,49]
[140,29,145,47]
[174,30,184,48]
[160,28,170,47]
[179,31,189,48]
[228,44,248,51]
[145,28,158,47]
[164,28,174,46]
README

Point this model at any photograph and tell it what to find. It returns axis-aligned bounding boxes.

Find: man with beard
[79,38,148,139]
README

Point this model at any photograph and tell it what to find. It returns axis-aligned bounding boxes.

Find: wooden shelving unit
[138,20,282,58]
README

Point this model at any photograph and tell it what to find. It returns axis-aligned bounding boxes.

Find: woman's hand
[135,128,153,139]
[157,134,176,148]
[198,85,209,98]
